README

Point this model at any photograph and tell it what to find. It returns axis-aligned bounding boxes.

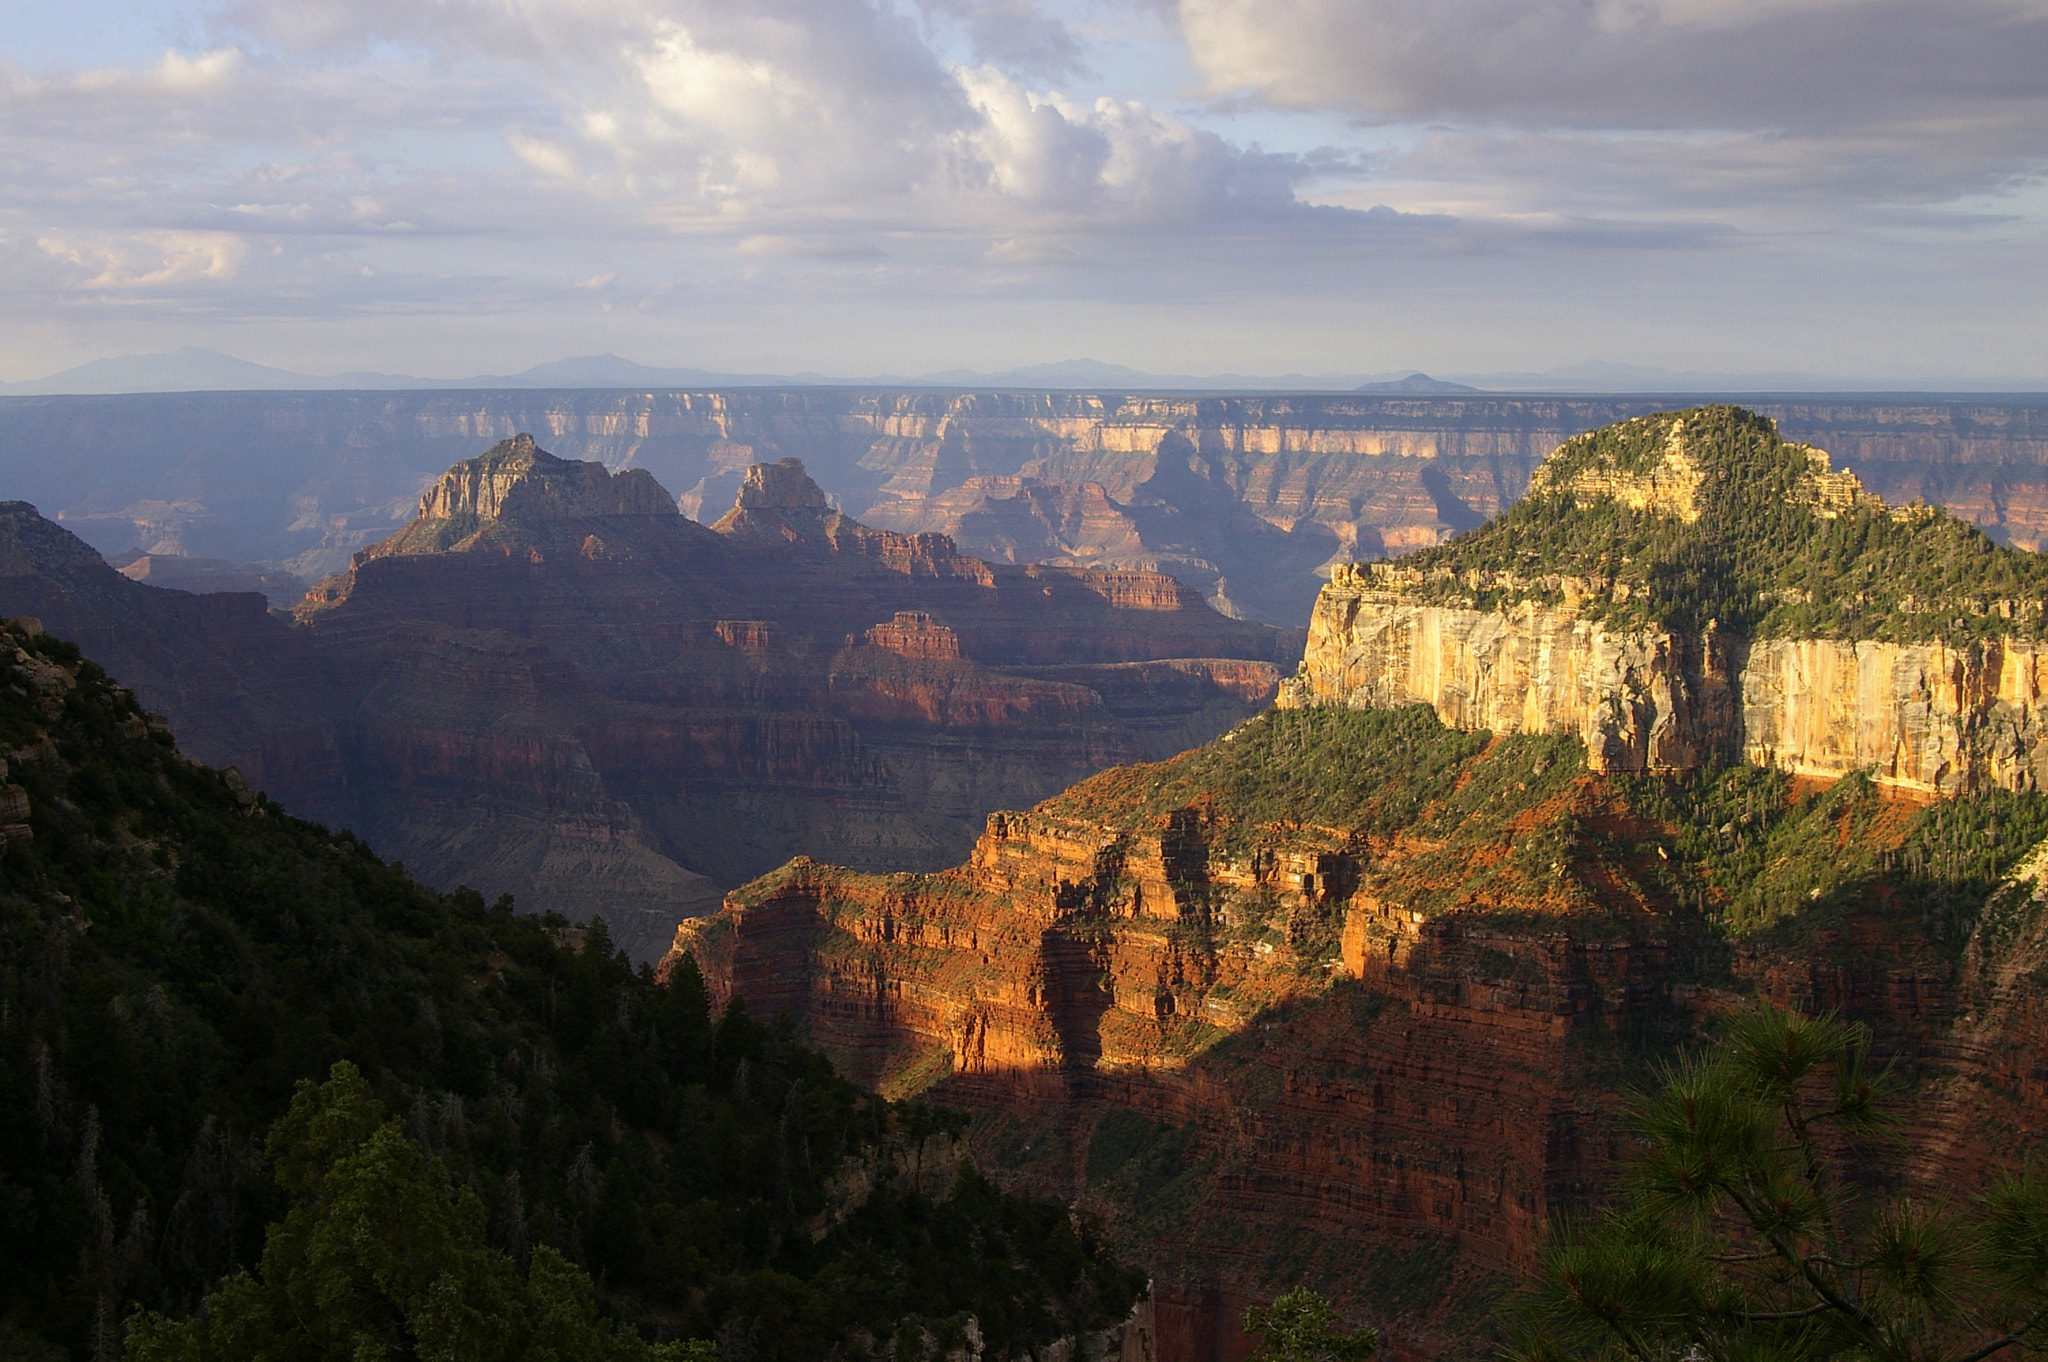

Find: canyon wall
[4,390,2045,624]
[666,704,2048,1358]
[1283,572,2048,794]
[0,444,1292,965]
[662,729,1724,1359]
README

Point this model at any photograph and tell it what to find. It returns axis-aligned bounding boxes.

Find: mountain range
[10,348,2042,396]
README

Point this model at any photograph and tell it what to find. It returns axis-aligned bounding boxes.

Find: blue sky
[4,0,2046,383]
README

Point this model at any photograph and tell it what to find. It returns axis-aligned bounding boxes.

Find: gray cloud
[0,0,2042,381]
[917,0,1091,81]
[1178,0,2048,132]
[1177,0,2048,221]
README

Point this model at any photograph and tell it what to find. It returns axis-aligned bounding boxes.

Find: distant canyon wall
[3,390,2045,622]
[1285,577,2048,793]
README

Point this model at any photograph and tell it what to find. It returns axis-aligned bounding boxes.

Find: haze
[5,0,2047,386]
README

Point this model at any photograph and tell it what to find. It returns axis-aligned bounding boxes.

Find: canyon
[11,395,2048,1354]
[672,701,2048,1359]
[3,390,2045,625]
[0,437,1286,964]
[664,407,2048,1357]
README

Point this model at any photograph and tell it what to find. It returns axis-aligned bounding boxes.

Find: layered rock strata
[1283,419,2048,794]
[665,737,1695,1358]
[1280,583,1739,775]
[0,439,1292,962]
[1285,578,2048,792]
[9,389,2048,625]
[666,714,2048,1358]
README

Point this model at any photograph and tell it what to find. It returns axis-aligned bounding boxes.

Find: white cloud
[504,131,579,181]
[38,230,246,289]
[0,0,2041,380]
[65,47,245,95]
[951,66,1302,225]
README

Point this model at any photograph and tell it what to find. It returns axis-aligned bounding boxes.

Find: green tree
[124,1062,689,1362]
[1516,1006,2048,1362]
[1244,1287,1378,1362]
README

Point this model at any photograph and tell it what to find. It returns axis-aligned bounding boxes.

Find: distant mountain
[504,353,816,388]
[912,358,1389,390]
[0,347,385,395]
[1446,360,2048,393]
[1352,372,1477,394]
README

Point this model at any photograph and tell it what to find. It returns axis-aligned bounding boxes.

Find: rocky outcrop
[11,390,2048,624]
[1283,414,2048,795]
[1281,577,1740,775]
[1740,637,2048,790]
[0,443,1292,964]
[664,734,1693,1358]
[1285,576,2048,792]
[408,432,675,527]
[661,691,2048,1358]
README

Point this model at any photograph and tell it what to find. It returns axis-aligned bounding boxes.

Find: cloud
[0,0,2042,381]
[504,132,580,182]
[1166,0,2048,261]
[953,67,1308,227]
[1176,0,2048,131]
[917,0,1090,81]
[38,230,246,289]
[68,47,245,96]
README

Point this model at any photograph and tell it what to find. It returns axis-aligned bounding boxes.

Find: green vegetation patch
[1618,763,2048,954]
[1083,1107,1211,1232]
[1398,404,2048,642]
[1047,705,1489,850]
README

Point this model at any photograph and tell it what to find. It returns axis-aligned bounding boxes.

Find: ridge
[1288,405,2048,791]
[359,432,679,562]
[1391,404,2039,642]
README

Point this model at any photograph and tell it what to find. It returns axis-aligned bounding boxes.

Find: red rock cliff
[670,710,2048,1359]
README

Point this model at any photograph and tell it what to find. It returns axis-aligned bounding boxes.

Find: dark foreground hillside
[0,619,1143,1361]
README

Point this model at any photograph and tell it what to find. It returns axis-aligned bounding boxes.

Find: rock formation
[1284,408,2048,795]
[668,715,1670,1357]
[667,706,2048,1357]
[7,389,2048,625]
[660,408,2048,1357]
[0,438,1292,963]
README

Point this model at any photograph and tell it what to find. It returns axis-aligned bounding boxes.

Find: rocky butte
[0,435,1290,963]
[1284,406,2048,793]
[668,407,2048,1359]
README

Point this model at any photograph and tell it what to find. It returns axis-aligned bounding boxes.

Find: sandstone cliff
[1283,408,2048,795]
[664,709,1688,1354]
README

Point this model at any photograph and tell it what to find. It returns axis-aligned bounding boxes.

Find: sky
[3,0,2047,384]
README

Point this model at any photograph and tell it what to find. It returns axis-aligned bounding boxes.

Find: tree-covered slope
[1038,702,2048,949]
[1391,404,2048,641]
[0,621,1141,1361]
